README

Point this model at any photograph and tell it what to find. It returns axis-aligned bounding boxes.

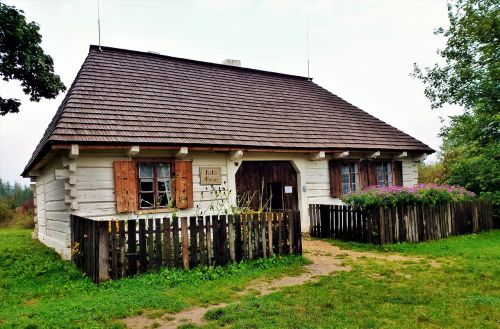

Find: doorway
[235,161,299,211]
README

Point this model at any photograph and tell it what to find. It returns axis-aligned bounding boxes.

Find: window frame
[341,161,360,195]
[135,159,174,210]
[375,161,393,187]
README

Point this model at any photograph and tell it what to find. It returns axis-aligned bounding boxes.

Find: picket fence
[310,200,493,244]
[70,211,302,283]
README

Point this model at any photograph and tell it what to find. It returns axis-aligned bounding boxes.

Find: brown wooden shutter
[329,160,342,198]
[174,160,193,209]
[367,161,377,186]
[359,160,368,190]
[393,160,403,186]
[113,161,138,213]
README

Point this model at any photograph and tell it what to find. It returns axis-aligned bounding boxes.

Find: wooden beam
[310,151,325,161]
[69,144,79,159]
[128,145,140,156]
[176,146,189,158]
[229,150,244,161]
[415,153,428,162]
[396,151,408,158]
[370,151,381,158]
[334,151,349,158]
[55,169,69,180]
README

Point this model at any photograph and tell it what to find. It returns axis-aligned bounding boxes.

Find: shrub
[341,184,476,208]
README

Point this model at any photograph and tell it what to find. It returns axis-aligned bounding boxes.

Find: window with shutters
[341,162,359,194]
[138,162,172,209]
[375,161,393,187]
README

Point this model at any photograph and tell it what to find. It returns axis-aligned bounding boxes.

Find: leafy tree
[0,3,66,115]
[418,162,445,184]
[413,0,499,216]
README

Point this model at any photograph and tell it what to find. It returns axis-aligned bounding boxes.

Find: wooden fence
[310,200,493,244]
[70,211,302,283]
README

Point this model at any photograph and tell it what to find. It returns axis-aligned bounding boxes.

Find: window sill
[136,208,177,215]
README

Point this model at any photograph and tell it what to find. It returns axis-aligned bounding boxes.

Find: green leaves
[0,3,66,115]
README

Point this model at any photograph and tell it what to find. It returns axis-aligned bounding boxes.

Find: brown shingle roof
[23,45,433,176]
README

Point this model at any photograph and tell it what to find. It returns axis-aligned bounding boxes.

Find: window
[138,162,172,209]
[341,162,359,194]
[375,162,392,187]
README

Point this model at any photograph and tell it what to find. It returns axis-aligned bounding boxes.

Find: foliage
[341,184,476,208]
[204,231,500,328]
[417,162,445,184]
[412,0,499,218]
[0,228,306,328]
[0,179,34,227]
[0,3,66,115]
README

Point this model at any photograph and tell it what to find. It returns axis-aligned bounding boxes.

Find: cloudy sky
[0,0,461,184]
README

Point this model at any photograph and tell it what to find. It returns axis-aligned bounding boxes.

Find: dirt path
[122,238,430,329]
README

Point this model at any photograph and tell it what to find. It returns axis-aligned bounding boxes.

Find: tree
[413,0,499,216]
[0,3,66,115]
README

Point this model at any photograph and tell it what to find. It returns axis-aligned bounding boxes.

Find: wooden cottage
[22,45,433,259]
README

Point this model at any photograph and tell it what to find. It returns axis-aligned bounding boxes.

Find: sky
[0,0,462,185]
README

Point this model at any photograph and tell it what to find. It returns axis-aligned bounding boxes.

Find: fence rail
[310,200,493,244]
[71,211,302,283]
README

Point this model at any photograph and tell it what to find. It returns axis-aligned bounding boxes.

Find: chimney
[222,59,241,67]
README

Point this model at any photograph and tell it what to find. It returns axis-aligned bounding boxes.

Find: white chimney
[222,59,241,67]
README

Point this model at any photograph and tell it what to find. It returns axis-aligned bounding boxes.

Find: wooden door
[235,161,298,211]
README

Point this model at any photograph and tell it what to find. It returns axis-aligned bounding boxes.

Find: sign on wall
[200,167,222,185]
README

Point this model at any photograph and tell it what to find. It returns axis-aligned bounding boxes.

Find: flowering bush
[341,184,476,208]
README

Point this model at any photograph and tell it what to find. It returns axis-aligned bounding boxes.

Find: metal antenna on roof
[306,31,310,78]
[97,0,102,50]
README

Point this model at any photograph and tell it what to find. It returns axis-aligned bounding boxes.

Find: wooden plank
[98,221,110,282]
[228,215,236,262]
[155,218,162,269]
[288,211,294,254]
[172,217,180,268]
[220,215,228,264]
[127,220,137,275]
[253,213,260,257]
[189,216,197,267]
[111,221,118,279]
[181,217,189,269]
[248,213,254,259]
[163,217,172,267]
[212,216,220,265]
[138,218,147,272]
[277,212,282,255]
[206,215,212,266]
[260,212,267,258]
[199,217,206,266]
[147,218,154,270]
[235,214,243,262]
[119,221,126,277]
[267,213,273,257]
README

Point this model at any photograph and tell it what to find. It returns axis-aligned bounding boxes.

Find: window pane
[140,180,153,192]
[157,192,169,207]
[157,163,171,178]
[342,183,350,195]
[158,179,171,192]
[140,192,155,208]
[341,164,349,174]
[342,173,350,185]
[139,163,153,178]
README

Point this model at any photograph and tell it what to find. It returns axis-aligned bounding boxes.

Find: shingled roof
[23,45,433,176]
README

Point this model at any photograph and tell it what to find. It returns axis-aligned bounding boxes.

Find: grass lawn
[202,230,500,328]
[0,229,306,328]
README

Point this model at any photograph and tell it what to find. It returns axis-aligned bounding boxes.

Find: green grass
[0,229,307,328]
[201,230,500,328]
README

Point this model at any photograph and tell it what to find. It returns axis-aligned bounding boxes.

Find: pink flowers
[341,184,476,208]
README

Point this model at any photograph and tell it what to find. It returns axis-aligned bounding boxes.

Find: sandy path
[122,238,430,329]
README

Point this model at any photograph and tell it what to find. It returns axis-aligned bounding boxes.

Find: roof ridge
[88,45,313,82]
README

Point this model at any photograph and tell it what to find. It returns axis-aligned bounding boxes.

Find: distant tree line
[0,179,34,227]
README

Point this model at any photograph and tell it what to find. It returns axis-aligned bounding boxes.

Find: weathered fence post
[98,221,109,282]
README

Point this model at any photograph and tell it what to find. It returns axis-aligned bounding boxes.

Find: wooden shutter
[113,161,138,213]
[366,161,377,187]
[329,160,342,198]
[174,160,193,209]
[393,161,403,186]
[359,160,369,190]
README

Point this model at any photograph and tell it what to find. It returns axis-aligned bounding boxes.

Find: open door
[235,161,298,211]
